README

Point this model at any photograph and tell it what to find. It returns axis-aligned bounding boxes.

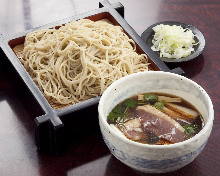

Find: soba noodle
[22,19,150,106]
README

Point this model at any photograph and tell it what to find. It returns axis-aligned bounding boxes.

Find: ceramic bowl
[98,71,214,173]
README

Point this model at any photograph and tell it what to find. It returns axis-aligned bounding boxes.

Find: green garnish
[107,104,125,122]
[144,93,158,104]
[112,104,125,115]
[155,101,165,111]
[107,99,137,122]
[184,124,197,135]
[124,98,137,108]
[107,111,120,122]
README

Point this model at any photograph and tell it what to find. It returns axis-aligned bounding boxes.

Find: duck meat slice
[137,105,189,143]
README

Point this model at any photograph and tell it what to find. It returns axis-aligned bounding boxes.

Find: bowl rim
[98,71,214,149]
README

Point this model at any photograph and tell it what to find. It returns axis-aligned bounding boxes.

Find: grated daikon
[151,24,198,59]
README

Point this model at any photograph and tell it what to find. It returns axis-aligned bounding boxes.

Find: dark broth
[107,92,204,145]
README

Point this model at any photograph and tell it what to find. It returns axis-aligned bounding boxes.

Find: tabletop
[0,0,219,176]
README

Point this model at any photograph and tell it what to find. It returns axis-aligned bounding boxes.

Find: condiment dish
[141,21,205,62]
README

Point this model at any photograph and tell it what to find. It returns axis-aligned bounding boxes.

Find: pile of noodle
[22,19,150,107]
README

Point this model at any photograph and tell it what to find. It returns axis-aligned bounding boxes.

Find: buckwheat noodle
[22,19,150,107]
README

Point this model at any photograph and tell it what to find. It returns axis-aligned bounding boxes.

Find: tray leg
[35,118,51,152]
[35,115,65,154]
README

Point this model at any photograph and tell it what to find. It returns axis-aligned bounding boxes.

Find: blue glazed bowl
[98,71,214,173]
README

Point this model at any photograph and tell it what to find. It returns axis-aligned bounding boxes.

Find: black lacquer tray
[0,0,183,154]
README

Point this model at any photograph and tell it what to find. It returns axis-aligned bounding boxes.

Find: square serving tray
[0,0,183,153]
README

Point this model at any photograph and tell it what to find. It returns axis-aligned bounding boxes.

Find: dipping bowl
[98,71,214,173]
